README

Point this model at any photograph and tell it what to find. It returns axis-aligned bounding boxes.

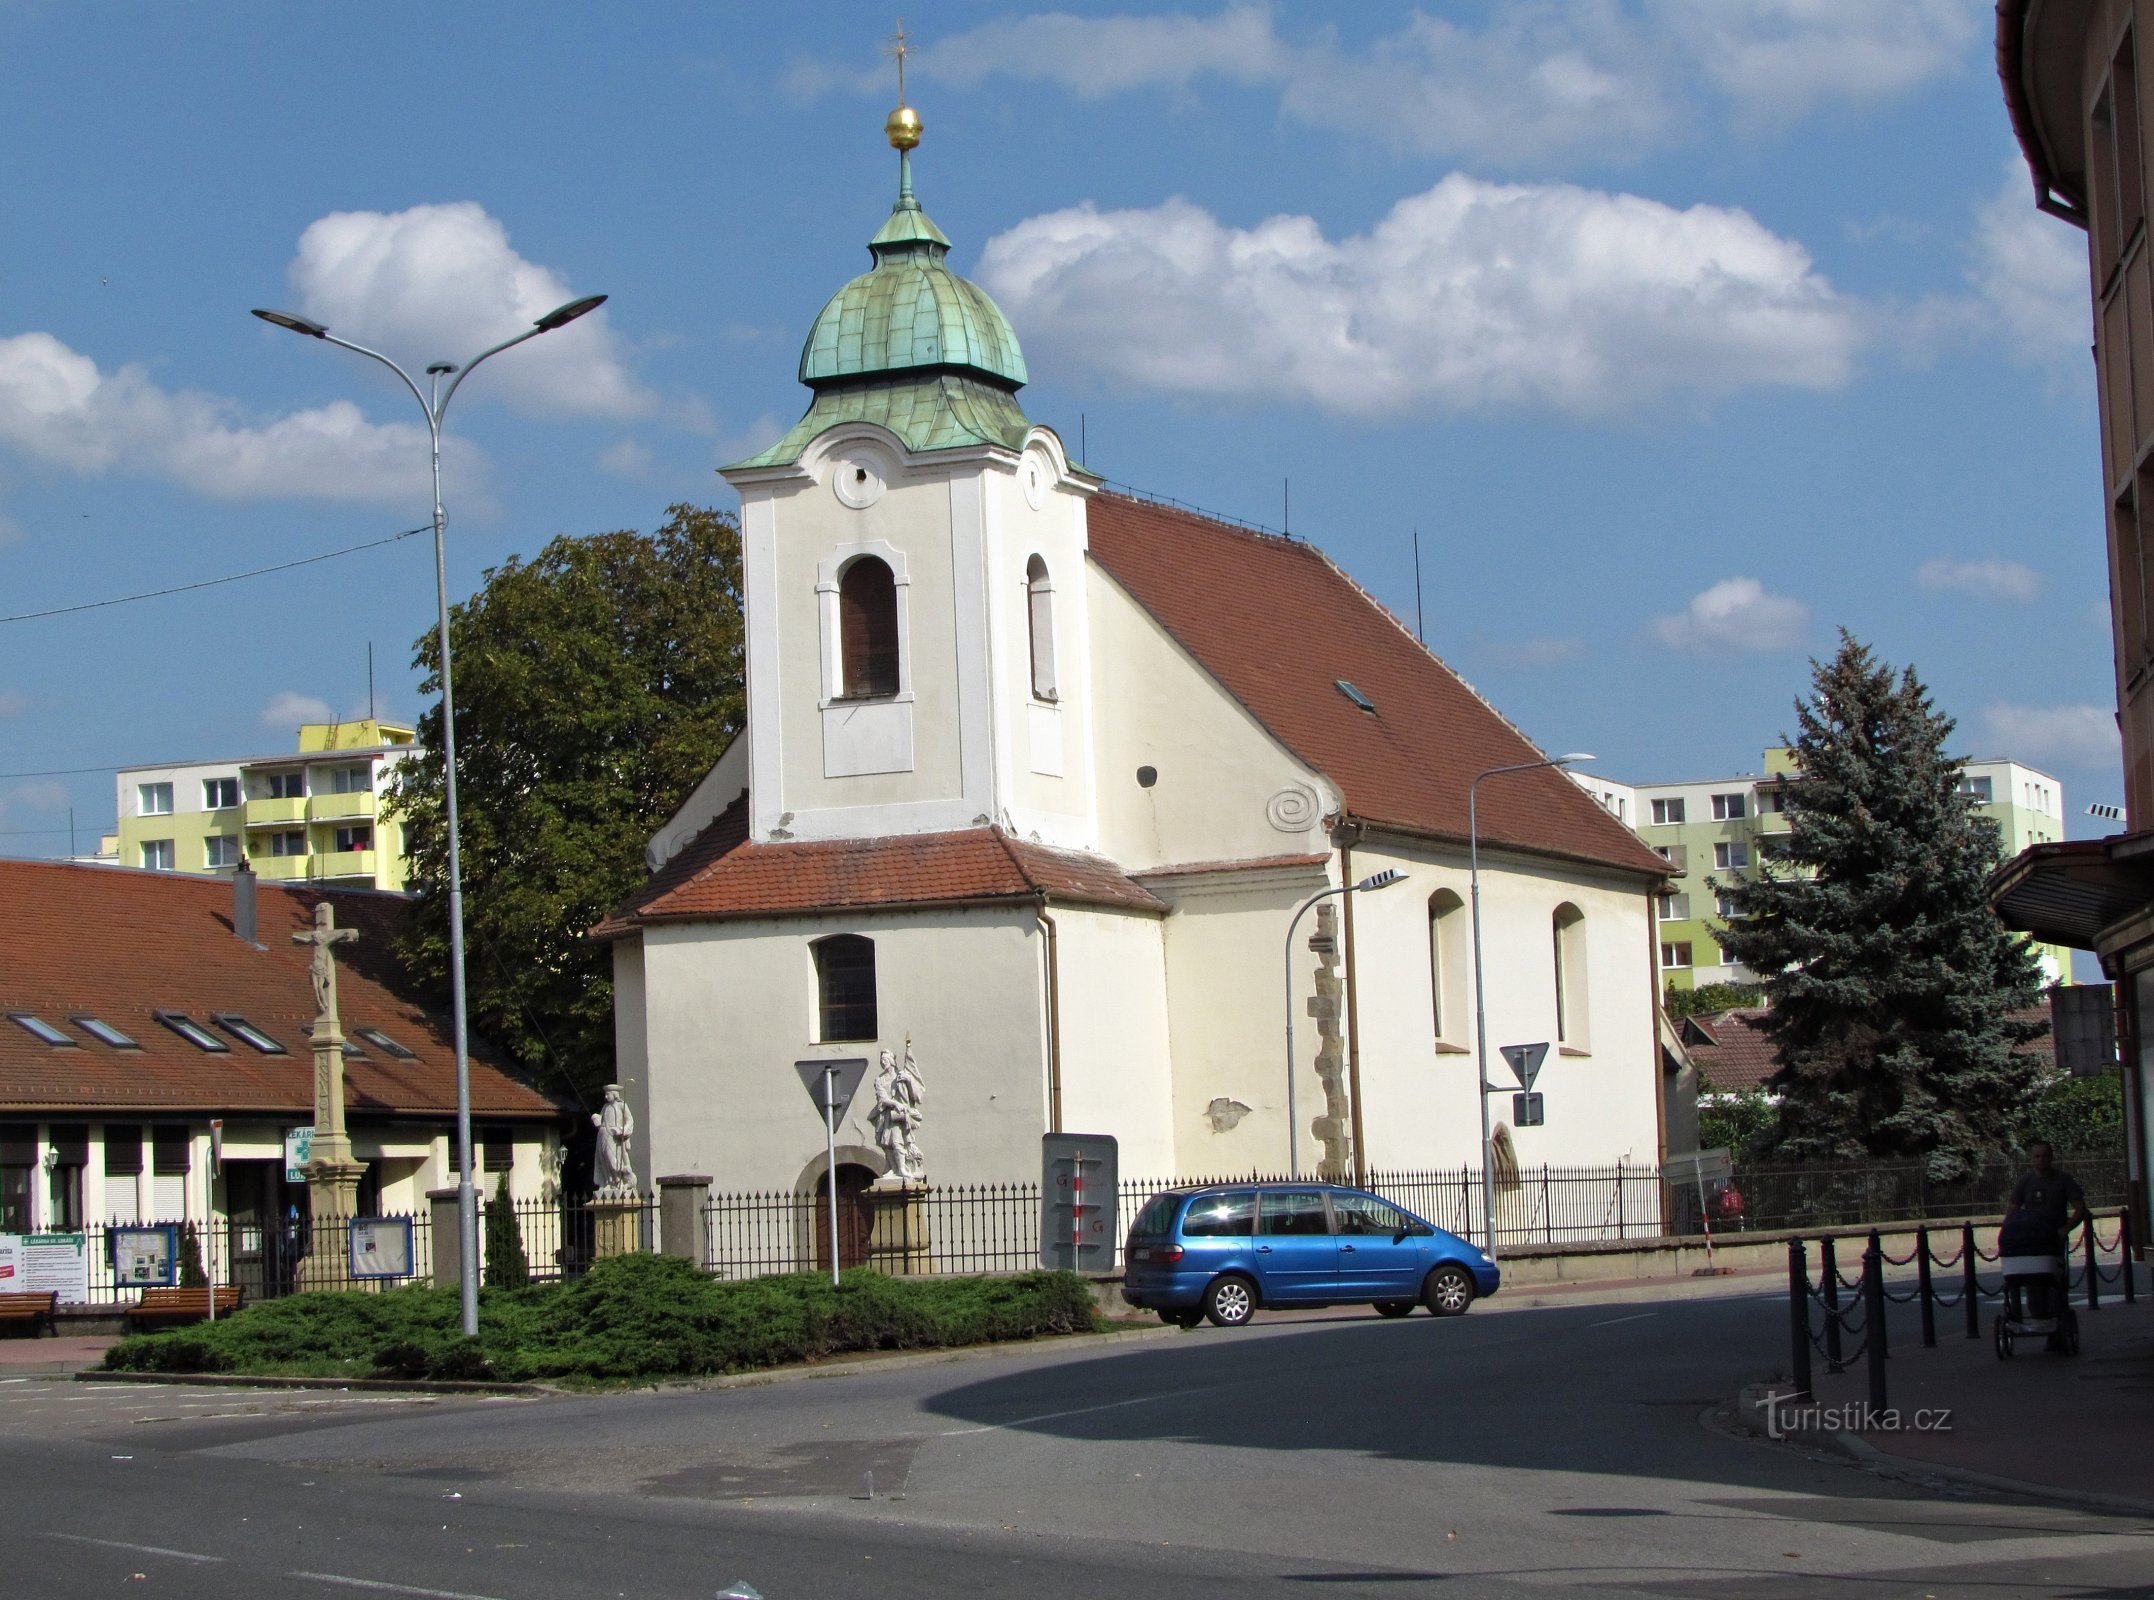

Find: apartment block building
[108,720,420,891]
[1584,749,2068,990]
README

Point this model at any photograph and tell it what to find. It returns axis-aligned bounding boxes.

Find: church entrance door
[814,1164,876,1272]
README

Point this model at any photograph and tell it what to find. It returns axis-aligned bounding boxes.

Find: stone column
[428,1187,463,1290]
[1309,901,1354,1180]
[865,1177,932,1275]
[294,903,364,1290]
[657,1175,711,1268]
[589,1194,645,1261]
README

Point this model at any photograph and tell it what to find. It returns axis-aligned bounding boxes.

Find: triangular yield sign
[1499,1042,1549,1092]
[795,1057,870,1118]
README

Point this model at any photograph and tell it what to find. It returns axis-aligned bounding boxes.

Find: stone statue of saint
[870,1039,925,1183]
[591,1085,636,1197]
[291,901,358,1028]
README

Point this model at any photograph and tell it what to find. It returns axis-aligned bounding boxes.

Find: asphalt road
[4,1287,2150,1599]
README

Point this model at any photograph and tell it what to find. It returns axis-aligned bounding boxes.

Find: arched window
[1026,554,1057,701]
[1427,889,1466,1045]
[813,934,878,1042]
[838,557,900,699]
[1552,903,1588,1048]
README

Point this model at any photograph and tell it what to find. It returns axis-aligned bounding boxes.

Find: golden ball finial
[885,104,922,150]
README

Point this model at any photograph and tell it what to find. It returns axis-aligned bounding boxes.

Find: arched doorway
[814,1163,877,1272]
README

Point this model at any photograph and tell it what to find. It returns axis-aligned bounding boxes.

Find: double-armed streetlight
[1469,753,1593,1260]
[252,294,608,1336]
[1282,868,1408,1177]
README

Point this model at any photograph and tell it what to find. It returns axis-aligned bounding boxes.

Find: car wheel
[1203,1275,1257,1328]
[1373,1300,1416,1318]
[1423,1264,1475,1317]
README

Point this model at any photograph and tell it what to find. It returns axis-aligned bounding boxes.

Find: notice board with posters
[346,1217,415,1280]
[0,1232,91,1301]
[111,1224,179,1288]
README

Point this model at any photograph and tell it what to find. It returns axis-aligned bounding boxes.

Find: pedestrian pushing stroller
[1992,1211,2079,1359]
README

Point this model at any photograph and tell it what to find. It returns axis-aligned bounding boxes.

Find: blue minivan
[1121,1183,1499,1327]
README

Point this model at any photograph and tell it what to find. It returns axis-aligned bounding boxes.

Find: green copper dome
[797,155,1028,391]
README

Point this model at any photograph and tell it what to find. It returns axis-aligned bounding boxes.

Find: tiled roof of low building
[1085,493,1669,879]
[596,797,1164,933]
[0,860,561,1119]
[1682,1002,2054,1095]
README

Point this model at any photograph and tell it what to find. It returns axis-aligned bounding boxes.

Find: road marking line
[1588,1312,1657,1328]
[43,1532,223,1563]
[938,1385,1216,1437]
[290,1573,505,1600]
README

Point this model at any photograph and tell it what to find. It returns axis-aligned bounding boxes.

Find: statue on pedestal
[592,1085,637,1197]
[870,1038,925,1183]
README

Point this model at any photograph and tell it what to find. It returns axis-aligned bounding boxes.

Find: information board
[347,1216,415,1280]
[111,1224,179,1288]
[1039,1133,1119,1272]
[0,1232,91,1300]
[284,1126,314,1183]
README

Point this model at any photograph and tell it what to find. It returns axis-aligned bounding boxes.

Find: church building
[600,102,1674,1213]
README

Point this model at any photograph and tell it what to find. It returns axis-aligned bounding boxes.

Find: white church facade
[600,109,1675,1213]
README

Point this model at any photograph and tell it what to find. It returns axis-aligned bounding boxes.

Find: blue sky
[0,1,2116,862]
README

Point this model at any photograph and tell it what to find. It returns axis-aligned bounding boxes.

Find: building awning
[1989,833,2154,951]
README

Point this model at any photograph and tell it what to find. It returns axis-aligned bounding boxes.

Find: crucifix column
[294,901,365,1288]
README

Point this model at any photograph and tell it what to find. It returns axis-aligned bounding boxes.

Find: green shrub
[483,1175,531,1289]
[177,1222,206,1289]
[100,1257,1102,1384]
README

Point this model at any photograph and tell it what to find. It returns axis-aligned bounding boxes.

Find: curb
[1729,1383,2154,1519]
[74,1370,539,1396]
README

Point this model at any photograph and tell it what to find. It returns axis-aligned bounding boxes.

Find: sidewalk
[1773,1277,2154,1511]
[0,1334,115,1377]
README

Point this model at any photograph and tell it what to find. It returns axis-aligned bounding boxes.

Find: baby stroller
[1992,1210,2079,1359]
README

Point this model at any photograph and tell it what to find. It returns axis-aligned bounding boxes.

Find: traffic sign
[794,1058,869,1118]
[1512,1091,1545,1127]
[1499,1042,1549,1092]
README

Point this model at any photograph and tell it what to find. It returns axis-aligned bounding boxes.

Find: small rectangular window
[1657,892,1689,921]
[204,835,240,868]
[211,1014,285,1054]
[8,1013,78,1047]
[1661,942,1693,970]
[334,825,372,853]
[1651,797,1685,825]
[1711,792,1748,821]
[330,765,373,794]
[104,1124,144,1175]
[203,777,240,810]
[137,782,172,817]
[141,839,175,871]
[71,1017,139,1049]
[447,1126,516,1174]
[1960,775,1994,803]
[154,1011,228,1052]
[151,1126,189,1175]
[1758,789,1786,813]
[353,1027,415,1060]
[269,830,307,857]
[1713,842,1750,871]
[1334,679,1376,713]
[267,771,306,800]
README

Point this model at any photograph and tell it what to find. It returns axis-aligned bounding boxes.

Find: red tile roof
[597,797,1164,932]
[0,860,562,1120]
[1681,1009,1779,1094]
[1085,493,1668,878]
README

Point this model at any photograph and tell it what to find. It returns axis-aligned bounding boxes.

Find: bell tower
[720,77,1100,851]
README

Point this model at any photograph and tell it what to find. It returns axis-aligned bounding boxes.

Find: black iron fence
[1714,1150,2126,1234]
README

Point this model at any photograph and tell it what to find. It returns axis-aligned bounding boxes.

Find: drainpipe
[1340,833,1367,1185]
[1038,906,1063,1133]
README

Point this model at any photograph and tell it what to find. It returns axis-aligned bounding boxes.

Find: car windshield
[1130,1192,1181,1237]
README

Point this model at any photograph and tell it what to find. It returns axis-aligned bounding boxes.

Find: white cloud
[1916,556,2044,602]
[262,690,334,731]
[288,203,652,421]
[597,438,653,479]
[1968,163,2090,371]
[0,778,67,829]
[1981,702,2121,769]
[833,2,1980,167]
[1648,577,1809,651]
[978,176,1857,417]
[0,331,444,505]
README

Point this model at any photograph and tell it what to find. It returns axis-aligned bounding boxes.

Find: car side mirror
[1393,1228,1408,1244]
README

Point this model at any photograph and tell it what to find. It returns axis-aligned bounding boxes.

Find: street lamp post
[1469,753,1594,1261]
[1283,868,1407,1177]
[252,295,608,1338]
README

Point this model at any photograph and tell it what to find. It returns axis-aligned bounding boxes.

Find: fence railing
[1720,1151,2126,1234]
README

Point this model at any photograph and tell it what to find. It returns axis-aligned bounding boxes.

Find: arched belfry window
[838,557,900,699]
[813,934,878,1042]
[1026,554,1057,701]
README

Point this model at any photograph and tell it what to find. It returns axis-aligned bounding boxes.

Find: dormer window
[838,556,900,699]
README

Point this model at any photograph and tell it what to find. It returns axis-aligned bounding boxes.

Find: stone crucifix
[292,903,365,1247]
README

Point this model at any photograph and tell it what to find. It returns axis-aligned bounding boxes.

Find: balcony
[313,849,378,881]
[252,855,311,882]
[243,796,307,828]
[309,791,377,824]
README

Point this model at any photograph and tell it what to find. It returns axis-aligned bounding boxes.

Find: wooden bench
[0,1290,58,1336]
[130,1285,242,1330]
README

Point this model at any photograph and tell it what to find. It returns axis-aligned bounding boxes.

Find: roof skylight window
[353,1027,416,1060]
[211,1014,286,1054]
[71,1017,140,1049]
[1335,679,1377,713]
[8,1013,79,1047]
[154,1011,229,1052]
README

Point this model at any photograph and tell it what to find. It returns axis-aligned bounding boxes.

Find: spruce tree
[483,1172,531,1289]
[1714,632,2049,1178]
